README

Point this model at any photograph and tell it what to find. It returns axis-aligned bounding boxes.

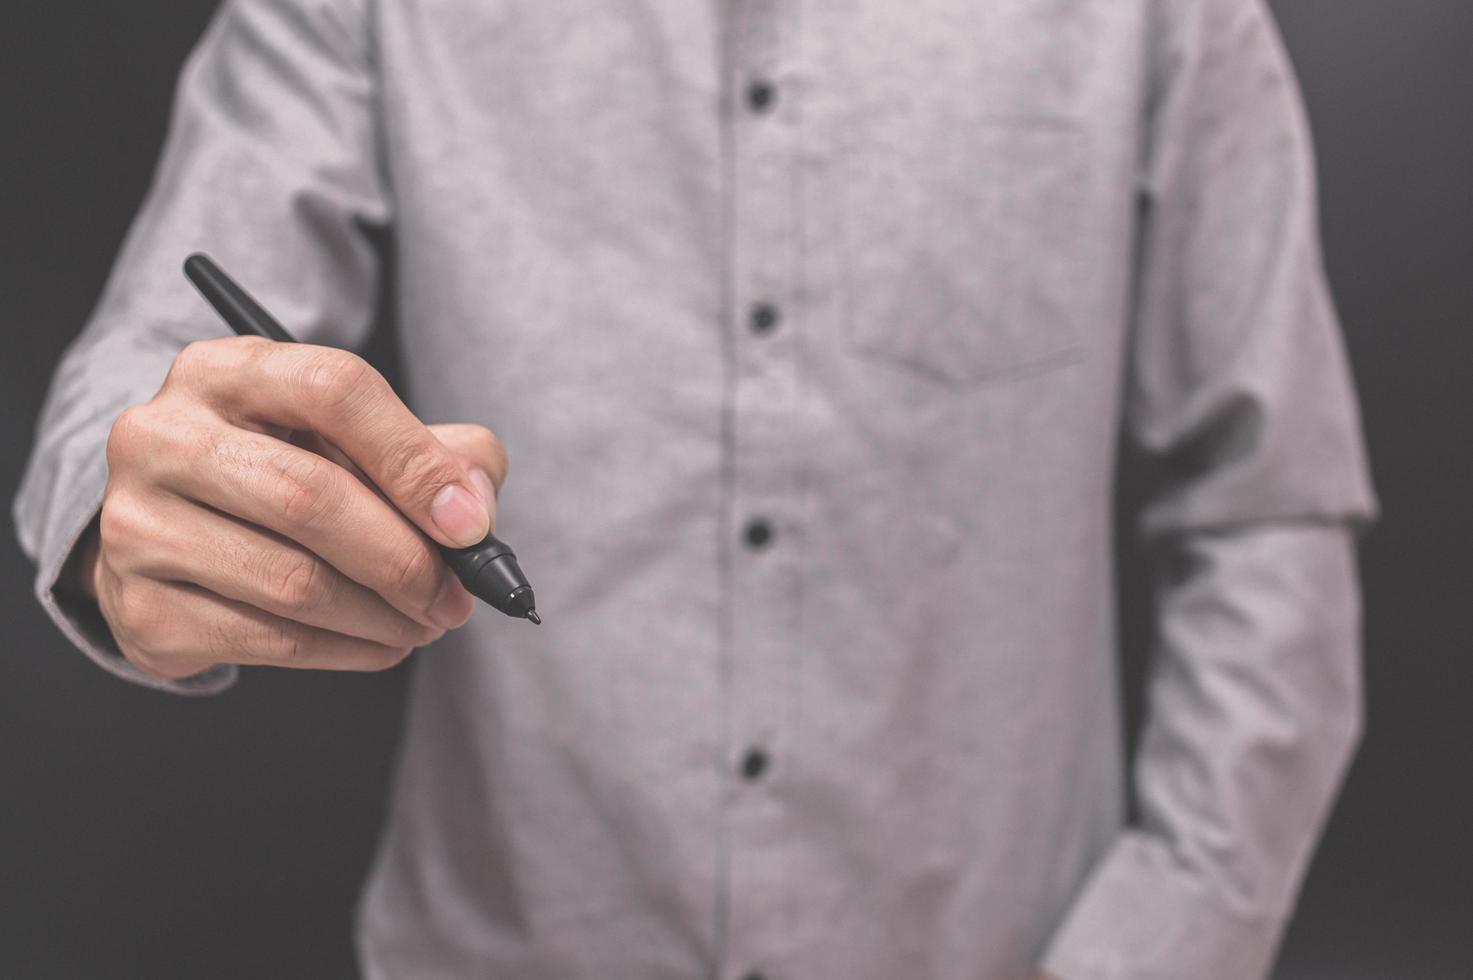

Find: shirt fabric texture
[13,1,1379,978]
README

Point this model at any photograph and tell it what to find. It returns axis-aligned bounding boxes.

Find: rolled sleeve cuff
[25,455,236,697]
[1039,832,1288,980]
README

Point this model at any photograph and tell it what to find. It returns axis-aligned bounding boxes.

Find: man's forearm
[1041,520,1364,980]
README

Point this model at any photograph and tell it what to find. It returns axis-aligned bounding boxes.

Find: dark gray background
[2,1,1468,977]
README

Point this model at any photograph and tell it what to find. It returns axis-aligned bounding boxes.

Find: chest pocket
[839,118,1090,386]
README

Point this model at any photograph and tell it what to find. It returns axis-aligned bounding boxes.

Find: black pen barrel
[185,254,298,343]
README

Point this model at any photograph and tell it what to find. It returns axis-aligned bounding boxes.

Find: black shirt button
[741,973,767,980]
[740,748,770,780]
[746,79,776,113]
[749,302,780,335]
[743,518,773,549]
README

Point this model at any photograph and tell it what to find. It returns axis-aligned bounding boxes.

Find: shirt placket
[721,0,804,977]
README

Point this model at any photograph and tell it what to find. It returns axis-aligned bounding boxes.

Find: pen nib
[525,610,542,625]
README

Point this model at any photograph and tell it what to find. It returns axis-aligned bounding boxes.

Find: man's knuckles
[429,423,510,492]
[107,576,166,646]
[376,435,474,515]
[97,490,153,558]
[380,543,447,617]
[263,446,350,529]
[163,336,270,392]
[294,346,383,418]
[105,404,171,468]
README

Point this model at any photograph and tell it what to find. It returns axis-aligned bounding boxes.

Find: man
[15,0,1377,977]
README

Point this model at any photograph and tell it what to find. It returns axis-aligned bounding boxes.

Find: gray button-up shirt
[14,1,1378,977]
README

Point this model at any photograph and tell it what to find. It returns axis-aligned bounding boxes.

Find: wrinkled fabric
[14,1,1377,978]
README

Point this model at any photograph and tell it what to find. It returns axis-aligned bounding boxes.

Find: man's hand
[80,336,509,681]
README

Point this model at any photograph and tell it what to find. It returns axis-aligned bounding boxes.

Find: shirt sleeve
[1039,1,1378,978]
[11,0,390,696]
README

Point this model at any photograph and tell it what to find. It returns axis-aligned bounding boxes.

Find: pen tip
[526,610,542,625]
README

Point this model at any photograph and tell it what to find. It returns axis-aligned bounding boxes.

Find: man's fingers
[112,494,452,646]
[427,423,508,518]
[147,421,471,630]
[172,338,491,548]
[290,429,387,503]
[110,578,417,672]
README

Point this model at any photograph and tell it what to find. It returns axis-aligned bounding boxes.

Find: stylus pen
[183,252,541,625]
